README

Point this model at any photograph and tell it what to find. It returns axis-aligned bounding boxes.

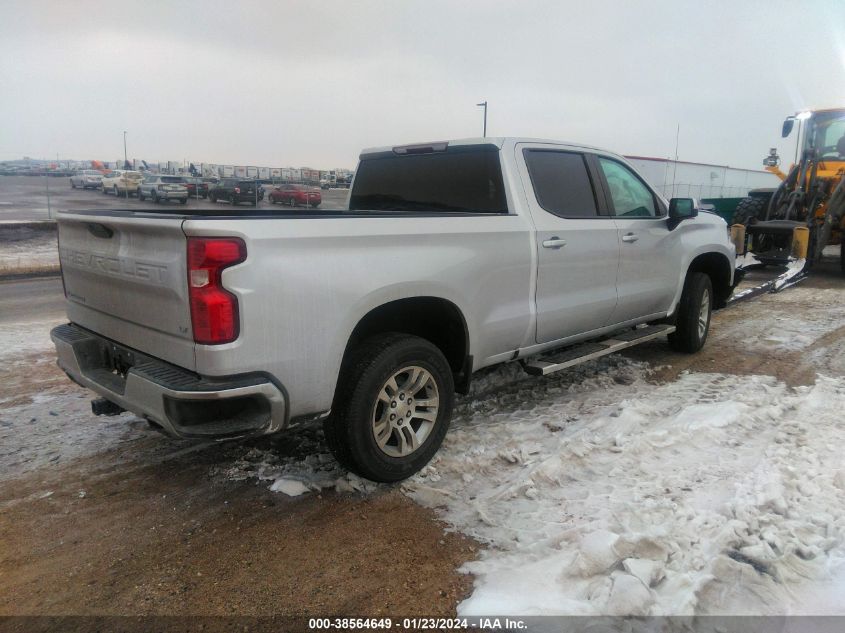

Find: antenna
[671,124,680,198]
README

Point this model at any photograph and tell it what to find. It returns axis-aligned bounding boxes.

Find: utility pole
[123,131,128,168]
[476,101,488,137]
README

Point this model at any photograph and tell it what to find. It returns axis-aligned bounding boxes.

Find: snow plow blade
[728,223,809,305]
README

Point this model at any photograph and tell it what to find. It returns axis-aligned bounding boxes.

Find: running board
[521,324,676,376]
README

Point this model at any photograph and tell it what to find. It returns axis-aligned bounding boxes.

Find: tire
[230,194,238,205]
[732,196,767,226]
[289,197,296,207]
[310,203,320,208]
[668,272,713,353]
[324,333,454,482]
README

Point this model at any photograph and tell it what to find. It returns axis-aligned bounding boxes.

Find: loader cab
[784,109,845,161]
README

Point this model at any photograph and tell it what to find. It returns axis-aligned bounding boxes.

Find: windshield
[349,147,508,213]
[804,110,845,159]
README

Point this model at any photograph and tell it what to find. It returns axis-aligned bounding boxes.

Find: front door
[594,156,680,323]
[517,144,620,344]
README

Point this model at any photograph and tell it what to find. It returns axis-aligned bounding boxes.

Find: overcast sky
[1,0,843,170]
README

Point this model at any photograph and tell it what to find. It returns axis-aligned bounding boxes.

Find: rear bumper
[51,323,287,439]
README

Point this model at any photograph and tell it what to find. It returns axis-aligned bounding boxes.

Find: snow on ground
[719,286,845,352]
[0,317,153,481]
[224,354,845,615]
[404,363,845,616]
[0,234,58,274]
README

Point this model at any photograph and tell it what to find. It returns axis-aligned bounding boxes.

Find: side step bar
[521,324,676,376]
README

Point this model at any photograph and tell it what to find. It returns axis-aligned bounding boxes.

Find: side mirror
[668,198,697,229]
[782,118,794,138]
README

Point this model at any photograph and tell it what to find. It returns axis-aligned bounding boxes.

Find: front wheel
[668,272,712,353]
[323,333,454,482]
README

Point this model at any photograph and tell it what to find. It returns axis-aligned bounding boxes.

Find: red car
[269,184,321,208]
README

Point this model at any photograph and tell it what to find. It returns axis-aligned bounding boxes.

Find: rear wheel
[324,333,454,482]
[668,272,712,353]
[732,196,767,226]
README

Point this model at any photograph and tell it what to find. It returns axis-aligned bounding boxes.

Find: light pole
[123,131,128,168]
[476,101,487,137]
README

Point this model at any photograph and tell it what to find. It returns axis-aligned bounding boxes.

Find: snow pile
[0,234,59,274]
[403,363,845,616]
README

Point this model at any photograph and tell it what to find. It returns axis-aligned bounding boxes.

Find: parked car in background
[137,175,188,204]
[69,170,104,190]
[101,170,144,196]
[184,177,209,199]
[208,178,262,205]
[269,183,321,207]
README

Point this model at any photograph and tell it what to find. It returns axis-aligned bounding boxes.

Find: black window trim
[591,154,667,219]
[522,148,611,220]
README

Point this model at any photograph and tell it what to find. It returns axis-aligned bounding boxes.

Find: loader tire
[732,196,766,226]
[324,333,454,483]
[668,272,712,354]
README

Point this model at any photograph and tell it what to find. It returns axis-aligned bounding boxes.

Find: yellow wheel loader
[732,108,845,283]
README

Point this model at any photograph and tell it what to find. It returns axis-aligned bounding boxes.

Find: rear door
[593,155,680,322]
[517,144,619,343]
[58,212,196,370]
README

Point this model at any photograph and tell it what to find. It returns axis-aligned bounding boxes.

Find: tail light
[234,187,241,194]
[187,237,246,344]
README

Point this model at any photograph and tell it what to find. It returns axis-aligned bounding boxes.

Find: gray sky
[1,0,843,170]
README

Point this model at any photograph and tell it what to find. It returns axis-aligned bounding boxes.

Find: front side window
[598,158,658,218]
[523,150,597,218]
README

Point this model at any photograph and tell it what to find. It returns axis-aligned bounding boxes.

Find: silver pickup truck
[51,137,735,481]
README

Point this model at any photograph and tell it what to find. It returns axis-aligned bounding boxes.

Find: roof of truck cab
[359,137,613,158]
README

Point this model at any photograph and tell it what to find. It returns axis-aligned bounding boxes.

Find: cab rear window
[350,147,508,213]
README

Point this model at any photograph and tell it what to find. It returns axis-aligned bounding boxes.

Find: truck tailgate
[58,213,196,371]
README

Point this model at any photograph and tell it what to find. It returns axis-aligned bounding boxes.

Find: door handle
[542,237,567,249]
[621,233,639,243]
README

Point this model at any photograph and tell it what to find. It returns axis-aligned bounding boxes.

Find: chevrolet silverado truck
[51,138,735,482]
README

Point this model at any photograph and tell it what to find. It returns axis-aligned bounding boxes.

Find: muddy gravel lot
[1,259,844,622]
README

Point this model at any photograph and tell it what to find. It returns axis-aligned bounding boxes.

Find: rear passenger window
[523,150,598,218]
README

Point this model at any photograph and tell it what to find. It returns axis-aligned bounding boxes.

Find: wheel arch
[340,296,472,395]
[686,251,733,309]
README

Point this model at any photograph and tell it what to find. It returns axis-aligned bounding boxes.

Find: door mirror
[782,118,794,138]
[668,198,697,229]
